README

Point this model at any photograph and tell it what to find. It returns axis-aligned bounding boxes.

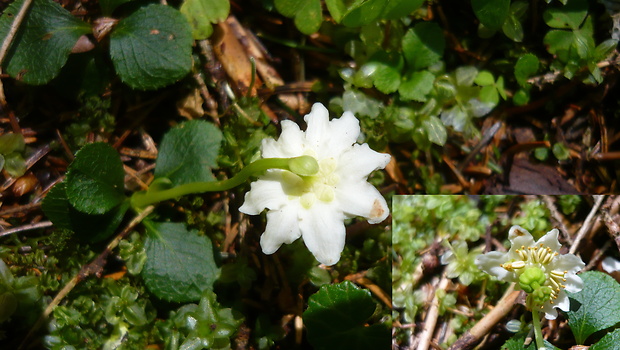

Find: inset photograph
[392,195,620,350]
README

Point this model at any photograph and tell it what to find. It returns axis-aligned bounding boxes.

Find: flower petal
[260,206,302,255]
[508,225,536,248]
[536,228,562,252]
[335,182,389,223]
[563,273,583,293]
[239,171,289,215]
[475,251,515,282]
[550,254,585,274]
[303,103,330,153]
[298,203,346,266]
[262,120,305,158]
[338,143,391,181]
[319,111,361,158]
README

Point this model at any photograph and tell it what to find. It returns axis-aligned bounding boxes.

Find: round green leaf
[514,53,539,87]
[399,70,435,102]
[154,120,222,186]
[142,222,219,302]
[365,51,403,94]
[402,22,445,70]
[109,4,193,90]
[502,14,524,42]
[0,0,91,85]
[303,281,389,350]
[472,0,510,31]
[543,0,588,29]
[65,143,126,215]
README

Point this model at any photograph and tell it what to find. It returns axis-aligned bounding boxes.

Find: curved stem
[131,156,313,208]
[531,309,546,350]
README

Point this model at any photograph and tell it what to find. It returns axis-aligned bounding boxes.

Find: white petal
[536,229,562,252]
[550,254,585,274]
[260,206,302,255]
[262,120,305,158]
[563,273,583,293]
[335,182,389,223]
[338,144,391,181]
[541,302,560,320]
[475,251,514,282]
[239,172,289,215]
[602,256,620,273]
[319,111,360,158]
[508,225,536,249]
[303,103,330,153]
[553,290,571,313]
[298,203,346,266]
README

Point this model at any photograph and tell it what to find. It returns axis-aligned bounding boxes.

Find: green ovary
[519,266,547,293]
[284,157,339,209]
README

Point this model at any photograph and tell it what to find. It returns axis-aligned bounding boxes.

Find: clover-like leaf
[65,143,126,215]
[566,271,620,344]
[142,222,219,302]
[109,4,193,90]
[0,0,91,85]
[399,70,435,102]
[154,120,222,186]
[303,281,389,350]
[274,0,322,34]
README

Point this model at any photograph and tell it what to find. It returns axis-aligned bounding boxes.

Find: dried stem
[416,275,450,350]
[569,195,605,255]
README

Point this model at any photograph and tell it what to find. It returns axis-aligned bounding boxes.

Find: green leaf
[3,153,26,178]
[474,71,494,86]
[402,22,445,70]
[543,0,588,29]
[422,115,447,146]
[515,53,539,87]
[0,0,91,85]
[154,120,222,186]
[380,0,425,20]
[109,4,193,90]
[0,133,25,155]
[275,0,322,34]
[399,70,435,102]
[502,14,523,42]
[142,222,219,302]
[590,328,620,350]
[471,0,510,31]
[42,182,130,242]
[501,331,560,350]
[365,51,403,94]
[341,0,384,27]
[543,29,574,55]
[65,143,126,215]
[567,271,620,344]
[181,0,230,40]
[304,281,389,350]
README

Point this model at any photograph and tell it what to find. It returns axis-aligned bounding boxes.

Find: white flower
[475,225,585,319]
[239,103,391,266]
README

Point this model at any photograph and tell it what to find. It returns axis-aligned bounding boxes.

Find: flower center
[500,243,568,305]
[282,156,340,209]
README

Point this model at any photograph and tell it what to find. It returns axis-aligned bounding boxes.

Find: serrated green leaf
[303,281,389,350]
[0,0,91,85]
[567,271,620,344]
[399,70,435,102]
[515,53,539,87]
[501,331,560,350]
[109,4,193,90]
[422,115,447,146]
[402,22,445,70]
[543,0,588,29]
[154,120,222,186]
[590,328,620,350]
[142,222,219,302]
[181,0,230,40]
[65,143,125,215]
[42,182,129,242]
[275,0,322,34]
[471,0,510,31]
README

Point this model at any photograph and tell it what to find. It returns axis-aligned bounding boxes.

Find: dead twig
[416,275,450,350]
[569,195,605,255]
[0,221,52,237]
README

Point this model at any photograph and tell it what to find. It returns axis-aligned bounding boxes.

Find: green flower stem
[131,156,318,209]
[531,309,546,350]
